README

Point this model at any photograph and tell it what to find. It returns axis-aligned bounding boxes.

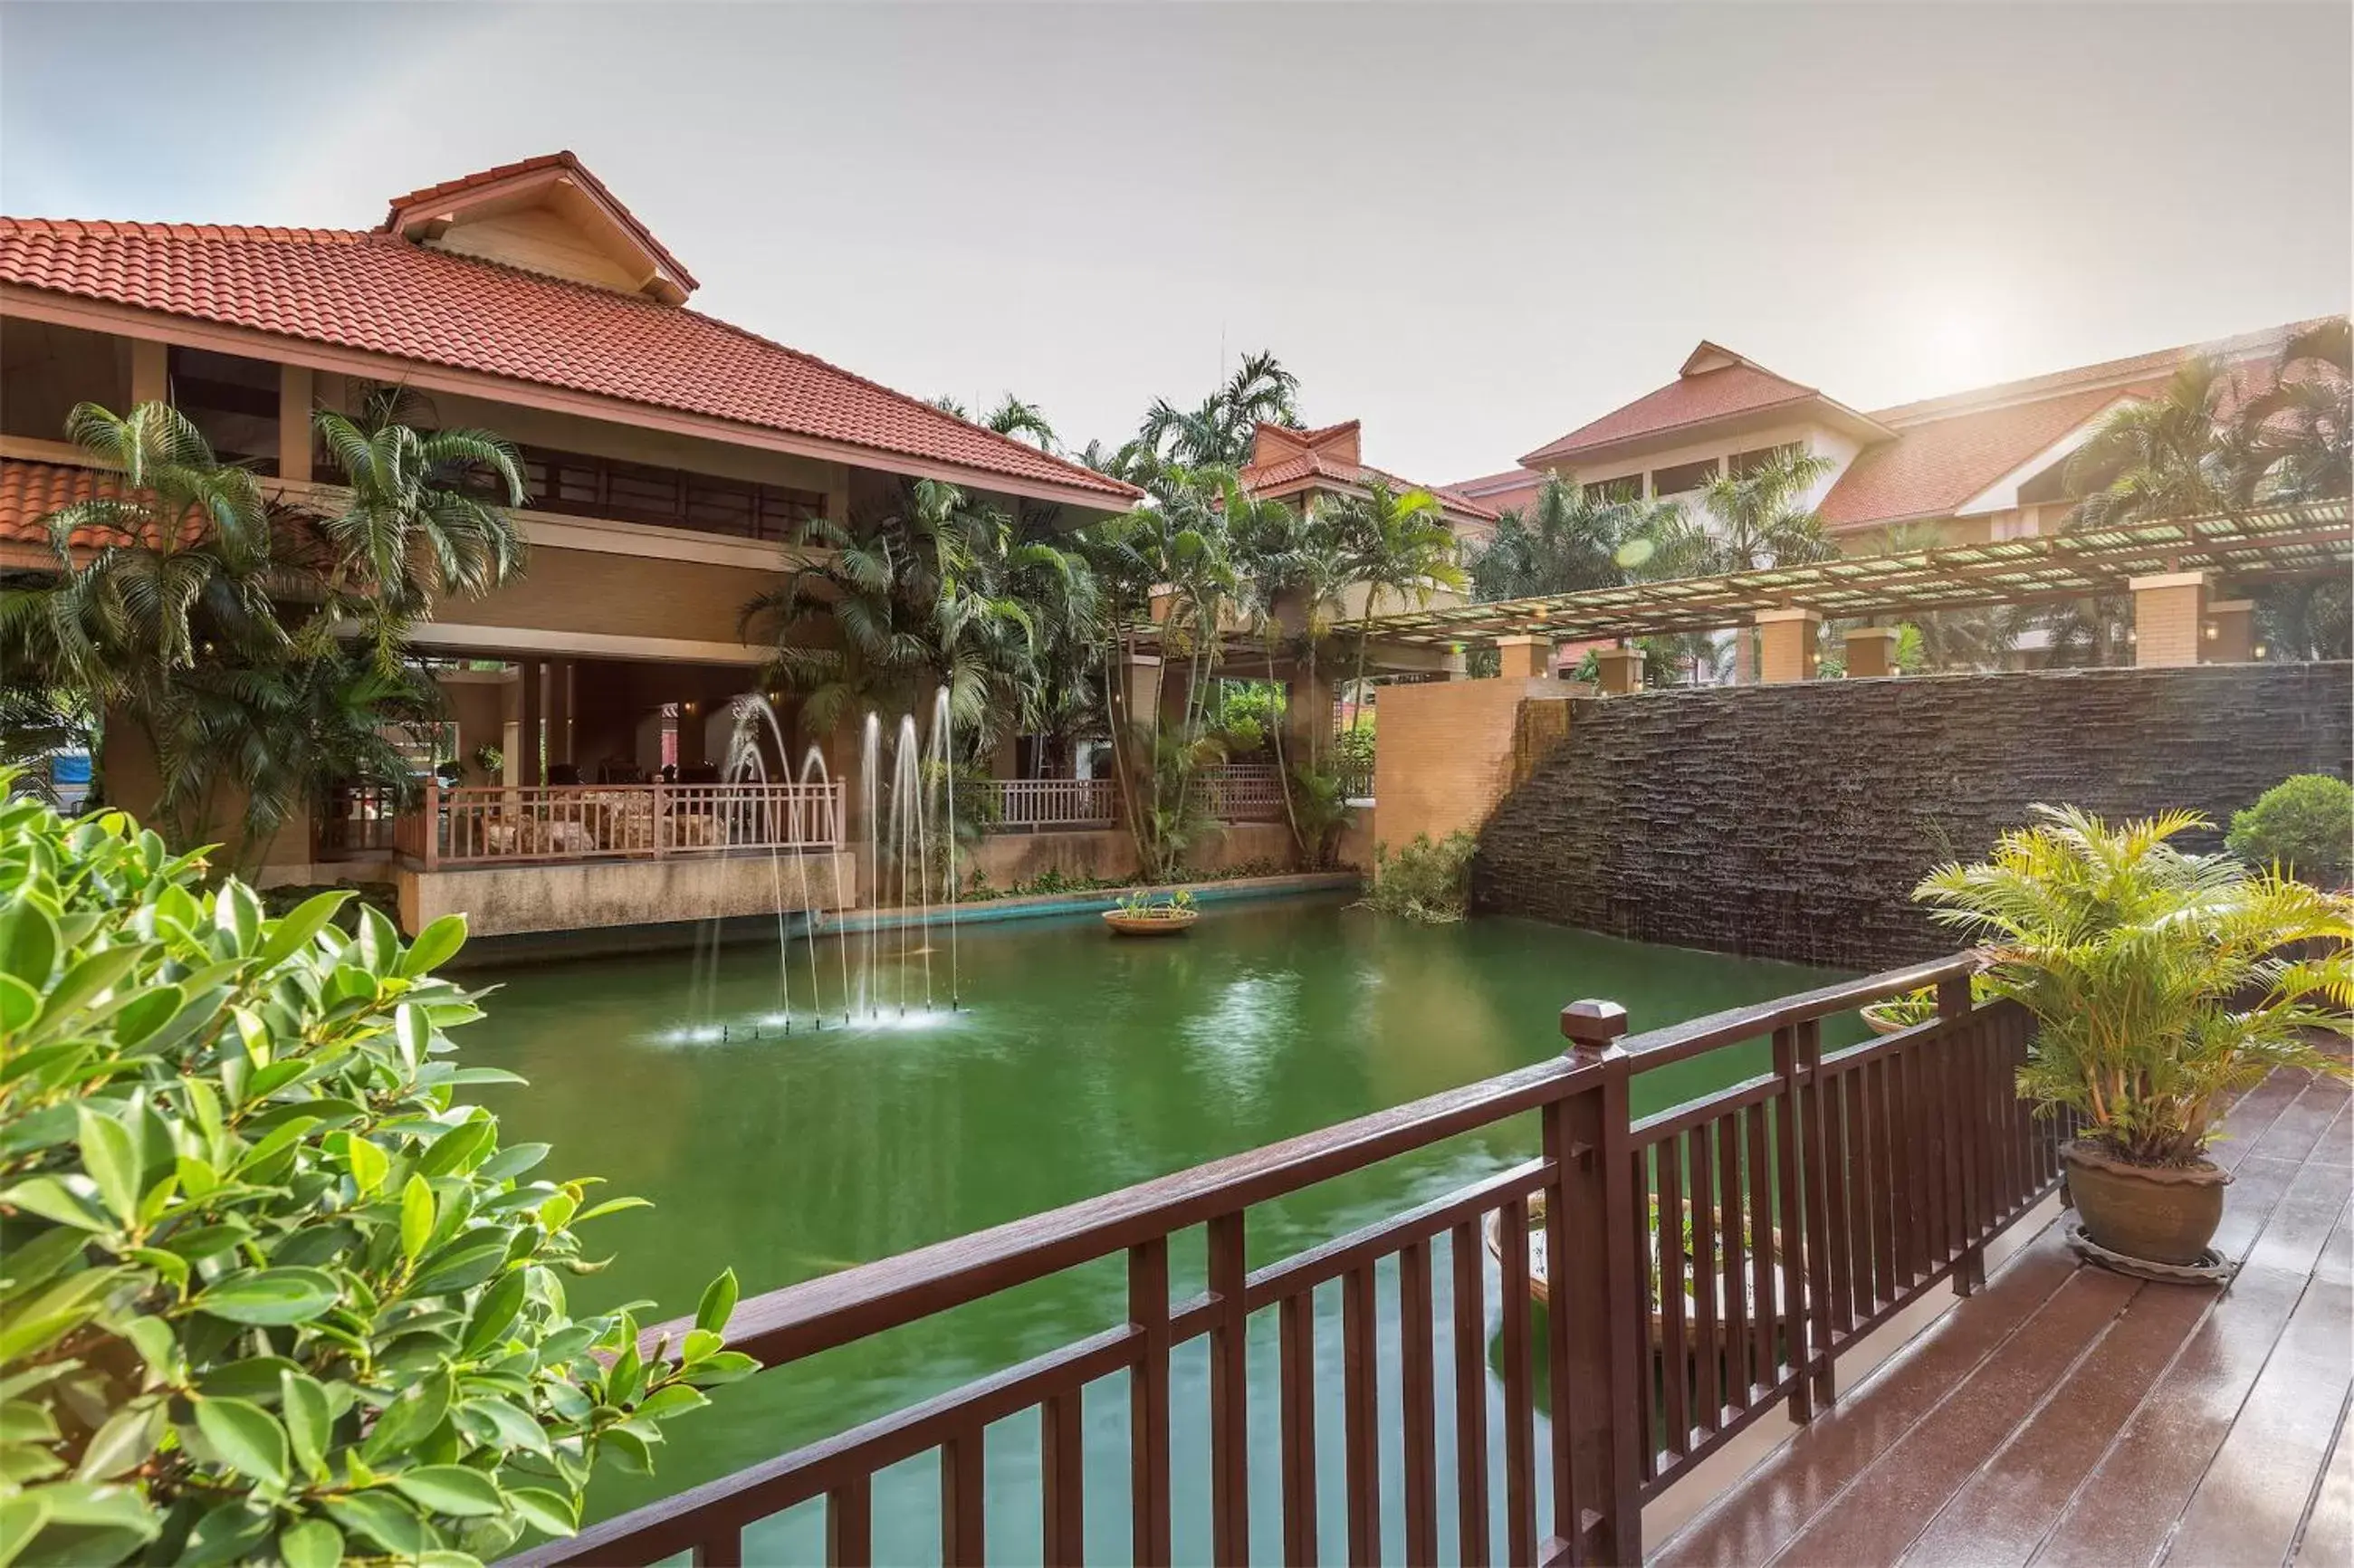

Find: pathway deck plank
[1651,1065,2354,1568]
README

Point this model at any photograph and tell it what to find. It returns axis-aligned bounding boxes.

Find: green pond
[461,893,1854,1563]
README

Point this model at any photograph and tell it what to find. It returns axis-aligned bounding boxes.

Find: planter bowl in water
[1104,908,1199,937]
[2063,1139,2227,1267]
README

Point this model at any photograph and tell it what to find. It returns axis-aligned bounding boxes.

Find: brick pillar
[1756,609,1823,684]
[2205,598,2254,664]
[1844,626,1902,679]
[1497,635,1547,679]
[1593,645,1643,695]
[2129,571,2209,667]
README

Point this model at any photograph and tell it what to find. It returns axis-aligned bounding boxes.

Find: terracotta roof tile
[1238,448,1500,523]
[1816,386,2142,530]
[0,460,155,550]
[0,217,1139,505]
[1520,360,1821,466]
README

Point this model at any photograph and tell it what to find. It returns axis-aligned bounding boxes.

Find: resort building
[0,151,1141,927]
[1459,318,2321,546]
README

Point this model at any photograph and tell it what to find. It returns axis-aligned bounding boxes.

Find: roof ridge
[0,215,372,244]
[1867,317,2330,425]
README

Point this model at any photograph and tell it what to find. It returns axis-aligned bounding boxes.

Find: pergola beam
[1356,501,2351,647]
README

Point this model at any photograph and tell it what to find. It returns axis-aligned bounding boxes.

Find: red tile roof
[1239,446,1500,524]
[378,150,700,296]
[0,216,1139,506]
[1446,466,1547,514]
[0,459,152,550]
[1520,344,1852,467]
[1815,385,2142,530]
[1818,319,2323,530]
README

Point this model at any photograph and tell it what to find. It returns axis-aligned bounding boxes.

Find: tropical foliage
[1360,831,1479,923]
[0,786,746,1567]
[2063,320,2352,662]
[2226,773,2354,888]
[0,396,526,868]
[1914,805,2351,1165]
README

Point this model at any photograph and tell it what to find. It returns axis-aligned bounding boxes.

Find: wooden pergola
[1357,499,2352,648]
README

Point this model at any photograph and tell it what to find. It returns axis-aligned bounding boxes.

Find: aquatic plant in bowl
[1103,887,1199,936]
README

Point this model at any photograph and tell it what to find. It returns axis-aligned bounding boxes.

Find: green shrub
[2227,774,2353,887]
[1360,832,1478,923]
[0,788,749,1566]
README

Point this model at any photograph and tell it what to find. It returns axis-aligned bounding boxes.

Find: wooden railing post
[651,779,668,858]
[1937,972,1987,1296]
[422,777,440,872]
[1555,999,1642,1566]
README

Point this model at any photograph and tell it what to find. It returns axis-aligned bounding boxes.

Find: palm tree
[1651,450,1839,577]
[5,401,281,702]
[1327,476,1467,738]
[2062,355,2239,532]
[2232,317,2350,506]
[311,385,528,665]
[1468,475,1670,599]
[1138,351,1300,469]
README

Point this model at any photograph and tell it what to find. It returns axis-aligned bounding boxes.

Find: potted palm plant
[1914,806,2350,1268]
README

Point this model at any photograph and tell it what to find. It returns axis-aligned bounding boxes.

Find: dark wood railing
[508,953,2054,1568]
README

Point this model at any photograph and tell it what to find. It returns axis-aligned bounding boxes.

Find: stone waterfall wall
[1469,663,2354,971]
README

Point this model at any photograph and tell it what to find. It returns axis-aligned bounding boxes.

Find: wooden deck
[1654,1065,2354,1568]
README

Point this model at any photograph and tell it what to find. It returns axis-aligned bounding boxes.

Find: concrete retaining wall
[1471,663,2354,970]
[397,849,855,938]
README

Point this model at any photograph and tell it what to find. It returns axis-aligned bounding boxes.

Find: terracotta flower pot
[1102,908,1198,937]
[2062,1139,2228,1267]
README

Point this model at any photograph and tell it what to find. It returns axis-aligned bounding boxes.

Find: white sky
[4,3,2348,485]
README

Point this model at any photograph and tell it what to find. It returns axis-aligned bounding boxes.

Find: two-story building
[0,151,1141,936]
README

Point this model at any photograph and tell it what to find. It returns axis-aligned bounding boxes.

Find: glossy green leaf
[255,890,350,969]
[402,913,468,978]
[277,1516,344,1568]
[193,1396,289,1486]
[694,1268,739,1336]
[74,1400,165,1481]
[193,1267,339,1325]
[280,1371,333,1479]
[323,1491,430,1557]
[505,1487,579,1539]
[361,1371,452,1464]
[400,1174,435,1264]
[73,1105,140,1224]
[390,1464,506,1516]
[347,1133,388,1197]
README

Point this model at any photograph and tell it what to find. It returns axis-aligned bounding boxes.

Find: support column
[130,339,168,406]
[675,696,709,770]
[277,364,313,484]
[1843,626,1902,679]
[2204,598,2254,664]
[515,659,543,787]
[1593,645,1643,695]
[2129,571,2209,667]
[1120,655,1165,730]
[1496,635,1547,680]
[1756,609,1823,684]
[544,660,574,773]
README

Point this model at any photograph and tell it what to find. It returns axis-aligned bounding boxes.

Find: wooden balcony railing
[400,780,844,870]
[315,781,403,860]
[981,778,1120,832]
[1193,761,1286,822]
[505,952,2057,1568]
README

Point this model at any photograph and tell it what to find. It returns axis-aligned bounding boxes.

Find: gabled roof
[1519,343,1890,468]
[1446,466,1547,514]
[378,150,699,303]
[1815,386,2143,531]
[0,191,1140,507]
[1817,318,2328,531]
[1239,420,1499,523]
